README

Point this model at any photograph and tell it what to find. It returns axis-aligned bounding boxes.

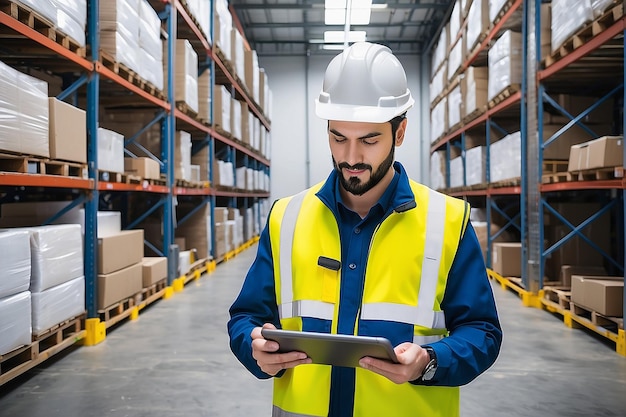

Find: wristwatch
[420,347,438,381]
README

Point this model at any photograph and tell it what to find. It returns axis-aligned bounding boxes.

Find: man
[228,42,502,417]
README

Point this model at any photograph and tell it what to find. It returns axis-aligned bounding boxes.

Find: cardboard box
[98,230,144,274]
[48,98,87,163]
[586,136,623,170]
[124,157,161,180]
[97,262,143,309]
[560,265,606,287]
[567,142,589,171]
[141,257,167,287]
[492,242,522,277]
[571,275,624,317]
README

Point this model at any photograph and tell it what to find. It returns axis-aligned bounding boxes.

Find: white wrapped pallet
[17,0,57,25]
[592,0,617,17]
[175,130,192,182]
[0,291,32,356]
[488,31,522,101]
[430,97,448,144]
[430,151,446,191]
[551,0,594,52]
[450,156,464,188]
[21,224,83,292]
[463,66,489,118]
[466,146,487,186]
[0,230,31,299]
[54,0,87,46]
[490,131,521,182]
[100,0,141,73]
[466,0,489,53]
[448,85,463,129]
[98,127,125,173]
[31,276,85,334]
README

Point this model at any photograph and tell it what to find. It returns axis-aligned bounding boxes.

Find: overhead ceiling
[229,0,455,57]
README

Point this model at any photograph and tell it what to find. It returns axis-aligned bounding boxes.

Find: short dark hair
[390,113,407,139]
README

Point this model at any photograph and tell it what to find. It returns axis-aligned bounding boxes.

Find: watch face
[422,360,437,381]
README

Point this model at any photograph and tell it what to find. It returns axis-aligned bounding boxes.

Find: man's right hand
[251,323,312,376]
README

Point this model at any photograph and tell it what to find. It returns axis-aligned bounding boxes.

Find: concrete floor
[0,244,624,417]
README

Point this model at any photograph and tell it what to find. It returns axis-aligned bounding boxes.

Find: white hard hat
[315,42,414,123]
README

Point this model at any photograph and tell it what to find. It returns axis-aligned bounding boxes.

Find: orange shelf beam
[96,62,170,109]
[213,189,270,198]
[0,173,93,189]
[174,187,211,196]
[0,11,93,71]
[539,17,626,80]
[97,182,169,193]
[541,180,623,192]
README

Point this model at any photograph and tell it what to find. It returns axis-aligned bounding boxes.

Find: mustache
[337,162,372,171]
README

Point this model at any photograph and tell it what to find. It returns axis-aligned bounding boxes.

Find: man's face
[328,120,401,196]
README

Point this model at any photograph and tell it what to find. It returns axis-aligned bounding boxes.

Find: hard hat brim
[315,99,414,123]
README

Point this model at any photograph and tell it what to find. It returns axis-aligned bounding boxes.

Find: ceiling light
[325,8,346,25]
[350,8,371,25]
[324,30,367,43]
[322,44,348,50]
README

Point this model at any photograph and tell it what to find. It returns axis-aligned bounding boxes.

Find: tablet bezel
[261,328,398,368]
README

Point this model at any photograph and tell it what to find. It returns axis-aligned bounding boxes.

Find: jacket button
[354,228,361,234]
[349,263,357,270]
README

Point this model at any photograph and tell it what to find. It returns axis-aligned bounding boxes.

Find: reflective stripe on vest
[360,188,446,329]
[272,405,314,417]
[413,334,444,345]
[278,188,335,320]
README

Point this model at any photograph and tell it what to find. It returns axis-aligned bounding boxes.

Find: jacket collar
[316,161,417,217]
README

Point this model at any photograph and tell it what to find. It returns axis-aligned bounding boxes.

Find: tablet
[261,328,398,368]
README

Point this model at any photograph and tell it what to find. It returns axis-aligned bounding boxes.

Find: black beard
[333,144,395,196]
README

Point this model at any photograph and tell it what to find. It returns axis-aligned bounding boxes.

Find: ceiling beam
[230,1,449,10]
[241,21,437,29]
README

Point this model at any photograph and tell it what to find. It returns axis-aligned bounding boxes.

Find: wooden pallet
[571,302,624,332]
[488,84,520,108]
[139,279,167,307]
[1,315,85,386]
[567,166,623,181]
[175,100,199,119]
[463,105,487,124]
[99,50,165,100]
[0,152,88,179]
[98,293,142,328]
[175,179,210,189]
[545,5,624,68]
[0,0,86,57]
[541,160,571,183]
[542,286,571,309]
[490,0,519,28]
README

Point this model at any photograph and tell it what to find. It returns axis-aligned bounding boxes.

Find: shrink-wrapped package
[430,98,448,144]
[488,31,522,101]
[31,276,85,334]
[54,0,87,46]
[490,132,521,182]
[450,156,464,188]
[0,230,31,299]
[0,291,32,355]
[100,0,141,72]
[466,146,487,186]
[98,127,125,173]
[20,224,83,292]
[551,0,593,52]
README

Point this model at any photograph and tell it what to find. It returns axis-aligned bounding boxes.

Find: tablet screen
[261,329,398,368]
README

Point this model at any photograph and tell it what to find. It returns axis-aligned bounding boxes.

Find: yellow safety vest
[268,180,469,417]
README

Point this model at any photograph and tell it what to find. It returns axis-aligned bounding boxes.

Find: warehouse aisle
[0,244,625,417]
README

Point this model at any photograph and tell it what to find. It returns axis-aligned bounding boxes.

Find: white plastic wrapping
[0,291,32,356]
[54,0,87,46]
[488,0,509,23]
[430,97,448,144]
[17,0,57,24]
[551,0,594,52]
[175,131,192,182]
[431,27,448,75]
[450,156,464,188]
[0,60,20,153]
[0,230,31,299]
[466,0,489,52]
[31,276,85,334]
[430,65,445,105]
[12,224,84,292]
[490,131,521,182]
[488,31,522,101]
[465,146,487,186]
[592,0,616,17]
[231,29,246,82]
[139,48,164,91]
[138,0,162,59]
[231,99,243,140]
[447,40,463,81]
[215,0,233,60]
[450,1,462,41]
[98,127,125,173]
[447,85,463,128]
[0,60,49,157]
[430,151,446,191]
[100,0,141,73]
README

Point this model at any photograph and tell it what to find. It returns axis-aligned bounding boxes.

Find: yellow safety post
[163,286,174,299]
[83,318,106,346]
[194,269,201,281]
[173,277,185,292]
[521,291,542,309]
[130,306,140,321]
[617,329,626,357]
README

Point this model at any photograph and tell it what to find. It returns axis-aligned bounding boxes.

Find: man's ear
[395,118,408,146]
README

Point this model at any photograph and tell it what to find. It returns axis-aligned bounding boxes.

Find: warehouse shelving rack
[429,0,625,355]
[0,0,270,366]
[430,0,526,279]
